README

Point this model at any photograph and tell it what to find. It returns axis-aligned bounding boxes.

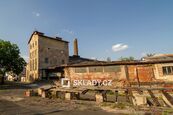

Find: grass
[162,109,173,115]
[101,102,127,109]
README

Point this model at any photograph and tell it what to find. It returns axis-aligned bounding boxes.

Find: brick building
[25,31,173,86]
[26,31,69,82]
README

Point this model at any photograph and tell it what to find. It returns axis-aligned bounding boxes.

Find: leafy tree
[119,56,135,61]
[106,57,111,62]
[146,53,155,57]
[0,39,26,84]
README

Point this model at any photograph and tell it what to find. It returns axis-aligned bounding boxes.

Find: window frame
[162,66,173,75]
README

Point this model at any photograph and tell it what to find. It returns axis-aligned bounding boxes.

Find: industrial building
[26,31,173,87]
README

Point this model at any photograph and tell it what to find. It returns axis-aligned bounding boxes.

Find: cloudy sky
[0,0,173,61]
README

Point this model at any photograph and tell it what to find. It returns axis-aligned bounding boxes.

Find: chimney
[73,38,79,57]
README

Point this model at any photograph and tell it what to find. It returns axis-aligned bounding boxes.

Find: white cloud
[63,29,74,35]
[112,43,128,52]
[32,12,40,17]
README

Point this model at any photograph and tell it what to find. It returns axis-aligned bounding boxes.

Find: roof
[28,31,69,44]
[43,56,173,70]
[143,54,173,61]
[46,56,107,69]
[68,56,107,65]
[62,59,173,67]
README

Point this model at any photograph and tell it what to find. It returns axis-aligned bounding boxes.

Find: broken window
[162,66,173,75]
[104,66,121,72]
[75,67,87,73]
[89,66,103,72]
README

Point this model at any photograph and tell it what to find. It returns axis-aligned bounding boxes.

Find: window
[35,50,37,57]
[35,41,37,46]
[35,58,37,70]
[30,53,32,58]
[89,66,103,72]
[61,50,64,54]
[30,61,32,71]
[162,66,173,75]
[30,44,32,49]
[104,66,121,72]
[45,58,49,64]
[62,60,65,64]
[33,60,35,70]
[75,67,87,73]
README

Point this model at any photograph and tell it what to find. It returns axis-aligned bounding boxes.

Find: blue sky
[0,0,173,61]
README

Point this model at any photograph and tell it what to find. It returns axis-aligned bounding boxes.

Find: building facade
[26,31,69,82]
[62,60,173,88]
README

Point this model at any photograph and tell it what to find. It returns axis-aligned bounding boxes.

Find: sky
[0,0,173,61]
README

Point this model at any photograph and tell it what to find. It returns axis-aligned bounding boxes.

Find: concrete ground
[0,81,172,115]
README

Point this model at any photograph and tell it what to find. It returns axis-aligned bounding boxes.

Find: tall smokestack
[73,38,79,57]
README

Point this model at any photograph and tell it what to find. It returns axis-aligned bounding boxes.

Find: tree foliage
[0,39,26,75]
[119,56,135,61]
[146,53,155,57]
[106,57,111,62]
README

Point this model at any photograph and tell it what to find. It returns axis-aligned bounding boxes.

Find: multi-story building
[26,31,69,82]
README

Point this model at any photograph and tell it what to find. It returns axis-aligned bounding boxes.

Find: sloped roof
[143,54,173,61]
[63,58,173,67]
[28,31,69,44]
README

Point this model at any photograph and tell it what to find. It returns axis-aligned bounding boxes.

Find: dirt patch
[0,96,24,102]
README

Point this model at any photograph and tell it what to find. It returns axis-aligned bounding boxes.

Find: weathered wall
[27,32,69,82]
[63,63,173,88]
[38,36,69,69]
[28,34,39,80]
[154,63,173,81]
[64,65,127,87]
[128,65,155,82]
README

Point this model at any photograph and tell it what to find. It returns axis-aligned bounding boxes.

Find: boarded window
[104,66,121,72]
[89,66,103,72]
[162,66,173,75]
[75,67,87,73]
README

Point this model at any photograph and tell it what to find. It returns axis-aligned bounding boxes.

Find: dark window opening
[104,66,121,72]
[89,66,103,72]
[45,58,49,64]
[162,66,173,75]
[75,67,87,73]
[62,60,65,64]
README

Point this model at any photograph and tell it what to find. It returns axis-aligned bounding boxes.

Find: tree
[119,56,135,61]
[106,57,111,62]
[0,39,26,84]
[146,53,155,57]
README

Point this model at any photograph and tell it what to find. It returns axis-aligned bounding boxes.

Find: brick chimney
[73,38,79,57]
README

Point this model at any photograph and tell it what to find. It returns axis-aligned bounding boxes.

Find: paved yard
[0,81,170,115]
[0,81,120,115]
